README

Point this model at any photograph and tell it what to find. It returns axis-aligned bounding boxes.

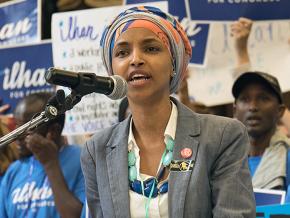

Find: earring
[171,63,176,77]
[171,68,176,77]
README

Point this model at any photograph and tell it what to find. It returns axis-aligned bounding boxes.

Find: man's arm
[210,120,256,217]
[26,134,83,218]
[230,17,253,79]
[231,17,253,66]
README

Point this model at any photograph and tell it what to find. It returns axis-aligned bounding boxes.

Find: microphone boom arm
[0,89,85,148]
[0,105,58,148]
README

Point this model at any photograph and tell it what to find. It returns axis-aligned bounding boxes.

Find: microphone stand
[0,88,84,149]
[0,105,58,148]
[0,76,94,149]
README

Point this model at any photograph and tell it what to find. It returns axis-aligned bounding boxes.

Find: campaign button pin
[181,148,192,159]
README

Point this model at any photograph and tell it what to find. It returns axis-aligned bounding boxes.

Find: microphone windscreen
[108,75,127,100]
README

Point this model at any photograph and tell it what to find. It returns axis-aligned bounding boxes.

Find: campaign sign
[0,0,41,46]
[125,0,210,65]
[168,0,209,65]
[0,41,54,113]
[186,0,290,21]
[254,188,286,206]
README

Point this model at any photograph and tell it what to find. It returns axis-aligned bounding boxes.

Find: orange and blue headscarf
[100,6,192,93]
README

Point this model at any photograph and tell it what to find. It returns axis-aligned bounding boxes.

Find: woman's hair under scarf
[100,6,192,94]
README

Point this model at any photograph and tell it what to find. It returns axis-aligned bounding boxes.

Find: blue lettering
[60,16,98,41]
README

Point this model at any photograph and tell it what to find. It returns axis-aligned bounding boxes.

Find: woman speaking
[81,6,255,218]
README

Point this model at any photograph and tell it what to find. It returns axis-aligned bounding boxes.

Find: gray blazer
[81,99,255,218]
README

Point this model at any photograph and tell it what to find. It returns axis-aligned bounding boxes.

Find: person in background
[231,16,290,203]
[231,17,290,137]
[0,103,18,184]
[81,6,255,217]
[232,71,290,191]
[0,92,85,218]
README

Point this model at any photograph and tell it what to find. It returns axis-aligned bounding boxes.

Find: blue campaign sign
[168,0,209,65]
[0,0,40,46]
[0,41,54,113]
[186,0,290,21]
[254,190,285,206]
[124,0,209,65]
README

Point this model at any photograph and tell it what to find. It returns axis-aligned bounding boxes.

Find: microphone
[45,68,127,100]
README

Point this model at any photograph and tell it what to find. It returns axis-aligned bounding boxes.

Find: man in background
[232,71,290,191]
[0,92,85,218]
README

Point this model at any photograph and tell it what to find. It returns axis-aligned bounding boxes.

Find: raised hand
[230,17,253,65]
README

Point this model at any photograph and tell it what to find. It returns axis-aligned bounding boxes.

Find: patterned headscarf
[100,6,192,93]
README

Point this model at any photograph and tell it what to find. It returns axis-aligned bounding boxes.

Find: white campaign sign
[188,20,290,106]
[51,2,168,135]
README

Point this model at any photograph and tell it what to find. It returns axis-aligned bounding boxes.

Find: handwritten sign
[187,20,290,106]
[51,2,167,135]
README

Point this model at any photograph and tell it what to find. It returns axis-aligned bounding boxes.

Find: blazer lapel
[169,100,201,218]
[106,119,131,218]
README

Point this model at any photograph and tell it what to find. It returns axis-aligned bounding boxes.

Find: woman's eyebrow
[114,37,161,50]
[115,37,161,46]
[114,41,129,47]
[142,37,161,44]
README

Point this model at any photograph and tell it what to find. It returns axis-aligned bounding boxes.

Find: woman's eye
[115,50,128,57]
[145,46,160,52]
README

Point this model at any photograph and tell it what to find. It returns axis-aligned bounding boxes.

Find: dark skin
[14,99,82,218]
[233,82,285,156]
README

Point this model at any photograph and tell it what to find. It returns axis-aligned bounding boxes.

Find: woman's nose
[130,49,144,67]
